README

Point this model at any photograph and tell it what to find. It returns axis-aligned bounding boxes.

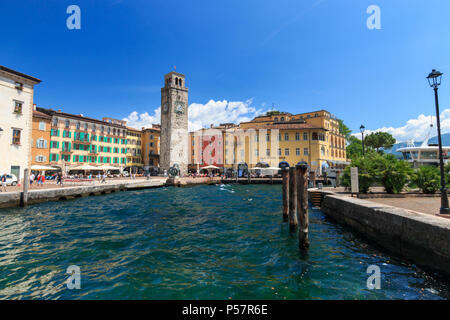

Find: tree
[266,110,281,116]
[341,154,378,193]
[341,153,412,194]
[346,136,364,159]
[373,154,413,194]
[337,119,351,140]
[412,166,440,194]
[364,132,396,153]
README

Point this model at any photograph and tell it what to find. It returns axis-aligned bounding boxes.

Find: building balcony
[74,139,92,145]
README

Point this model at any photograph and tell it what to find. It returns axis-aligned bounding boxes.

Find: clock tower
[160,71,189,175]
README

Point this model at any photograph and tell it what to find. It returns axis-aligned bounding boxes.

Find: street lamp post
[427,69,450,214]
[360,125,365,156]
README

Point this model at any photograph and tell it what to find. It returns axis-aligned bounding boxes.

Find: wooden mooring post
[288,167,297,230]
[282,168,289,222]
[20,168,29,207]
[296,162,310,249]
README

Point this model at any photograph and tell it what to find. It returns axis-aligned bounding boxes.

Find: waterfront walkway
[318,186,448,218]
[0,177,168,209]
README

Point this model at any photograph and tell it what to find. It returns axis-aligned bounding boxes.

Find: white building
[0,66,41,180]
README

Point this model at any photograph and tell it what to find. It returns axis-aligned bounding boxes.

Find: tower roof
[165,71,185,77]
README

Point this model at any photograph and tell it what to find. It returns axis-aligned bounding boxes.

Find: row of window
[50,141,131,154]
[278,148,308,156]
[50,154,127,164]
[51,129,128,144]
[218,132,328,144]
[52,118,127,136]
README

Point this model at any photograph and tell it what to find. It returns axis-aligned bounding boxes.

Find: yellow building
[37,108,128,173]
[189,110,348,174]
[142,125,160,171]
[126,127,143,172]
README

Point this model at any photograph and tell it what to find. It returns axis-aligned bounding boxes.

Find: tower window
[179,79,183,86]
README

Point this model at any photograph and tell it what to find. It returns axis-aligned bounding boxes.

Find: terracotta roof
[37,107,127,128]
[126,126,141,132]
[0,65,41,83]
[33,110,51,119]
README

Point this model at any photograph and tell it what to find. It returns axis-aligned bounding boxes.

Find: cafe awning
[31,165,59,171]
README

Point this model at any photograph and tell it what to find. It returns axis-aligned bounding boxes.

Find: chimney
[57,109,61,112]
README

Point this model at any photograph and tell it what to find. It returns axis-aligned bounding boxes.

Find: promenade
[0,177,168,209]
[319,186,448,218]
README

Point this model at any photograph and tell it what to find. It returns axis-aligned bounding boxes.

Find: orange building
[31,107,52,166]
[142,124,161,171]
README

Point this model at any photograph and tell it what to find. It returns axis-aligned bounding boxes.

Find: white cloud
[123,108,161,129]
[352,109,450,142]
[123,99,266,131]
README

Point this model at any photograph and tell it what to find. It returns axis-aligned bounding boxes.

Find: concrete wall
[321,194,450,275]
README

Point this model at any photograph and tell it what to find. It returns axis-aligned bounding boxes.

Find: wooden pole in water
[21,168,29,207]
[288,167,297,230]
[296,162,310,249]
[282,168,289,222]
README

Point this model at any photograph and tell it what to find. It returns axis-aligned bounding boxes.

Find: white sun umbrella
[71,164,100,171]
[202,165,220,170]
[99,165,121,171]
[31,165,59,171]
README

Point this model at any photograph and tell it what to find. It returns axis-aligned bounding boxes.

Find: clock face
[175,102,184,114]
[163,102,168,113]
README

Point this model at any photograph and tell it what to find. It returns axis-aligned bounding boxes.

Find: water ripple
[0,185,449,299]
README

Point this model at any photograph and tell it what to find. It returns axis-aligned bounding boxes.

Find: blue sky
[1,0,450,139]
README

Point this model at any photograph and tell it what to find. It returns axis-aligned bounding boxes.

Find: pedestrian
[37,172,45,187]
[101,172,106,183]
[30,172,35,187]
[56,172,62,185]
[1,174,7,192]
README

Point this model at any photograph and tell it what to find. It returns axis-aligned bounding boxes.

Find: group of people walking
[30,172,63,188]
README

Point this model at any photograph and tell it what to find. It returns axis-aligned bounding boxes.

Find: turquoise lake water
[0,184,449,299]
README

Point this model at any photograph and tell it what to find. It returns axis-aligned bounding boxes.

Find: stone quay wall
[0,180,166,209]
[321,193,450,275]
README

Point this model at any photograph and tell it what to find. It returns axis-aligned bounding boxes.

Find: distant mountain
[384,133,450,158]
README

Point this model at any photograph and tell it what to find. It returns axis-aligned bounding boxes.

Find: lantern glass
[427,69,443,88]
